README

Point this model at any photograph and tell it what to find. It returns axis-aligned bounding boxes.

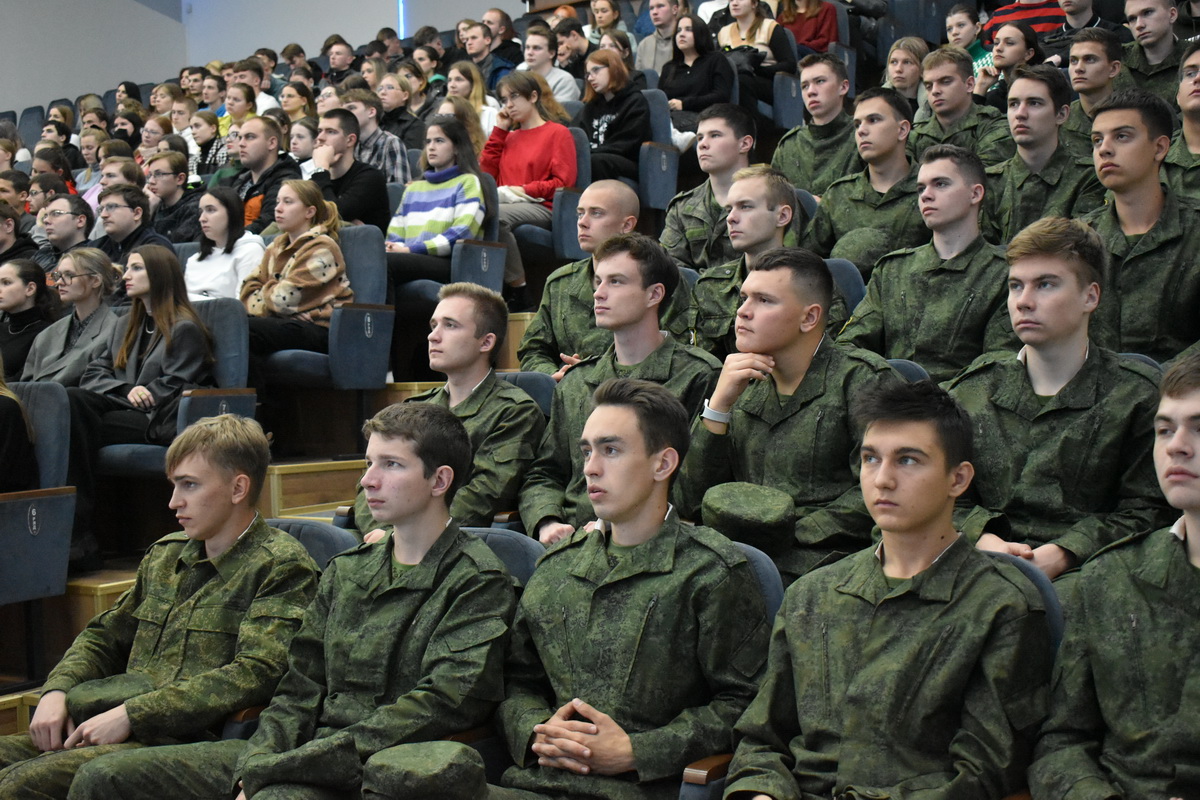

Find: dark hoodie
[151,186,204,244]
[576,83,651,162]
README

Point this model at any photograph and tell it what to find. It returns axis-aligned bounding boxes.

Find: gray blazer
[21,305,120,386]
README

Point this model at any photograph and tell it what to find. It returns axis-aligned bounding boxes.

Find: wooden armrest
[182,388,256,397]
[335,505,353,517]
[492,511,518,524]
[444,724,497,743]
[0,486,75,501]
[227,706,266,723]
[682,753,732,785]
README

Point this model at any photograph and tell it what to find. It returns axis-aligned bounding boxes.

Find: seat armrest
[332,505,356,530]
[682,753,732,785]
[328,304,396,390]
[638,142,680,211]
[444,724,498,744]
[451,240,506,293]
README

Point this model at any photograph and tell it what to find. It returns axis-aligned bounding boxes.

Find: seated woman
[136,115,170,170]
[586,0,635,46]
[0,138,17,173]
[414,45,448,92]
[186,187,266,302]
[290,118,318,178]
[278,81,317,123]
[946,4,992,77]
[884,37,930,122]
[0,258,62,381]
[220,82,258,138]
[114,81,142,110]
[189,110,228,177]
[481,71,577,309]
[240,179,353,362]
[75,127,109,192]
[377,73,425,151]
[599,29,649,91]
[149,83,185,117]
[22,248,121,385]
[396,59,446,122]
[438,95,487,154]
[360,57,388,91]
[776,0,837,55]
[975,21,1042,110]
[80,144,137,213]
[447,60,501,136]
[0,362,36,493]
[660,14,736,133]
[110,111,143,153]
[577,49,652,181]
[718,0,798,121]
[386,115,487,285]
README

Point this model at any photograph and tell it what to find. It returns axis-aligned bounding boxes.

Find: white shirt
[185,233,266,302]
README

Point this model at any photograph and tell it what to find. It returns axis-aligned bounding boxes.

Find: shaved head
[584,179,640,219]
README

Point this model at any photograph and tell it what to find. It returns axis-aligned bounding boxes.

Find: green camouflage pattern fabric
[519,338,720,532]
[675,342,900,582]
[1112,39,1187,107]
[907,103,1016,167]
[234,523,516,796]
[723,537,1053,800]
[1164,130,1200,201]
[838,236,1018,382]
[982,144,1104,245]
[1082,189,1200,364]
[945,347,1174,561]
[1061,100,1094,154]
[66,739,246,800]
[352,370,546,532]
[661,180,740,274]
[1030,527,1200,800]
[0,739,146,799]
[496,511,769,800]
[771,112,864,197]
[800,162,929,278]
[518,258,697,376]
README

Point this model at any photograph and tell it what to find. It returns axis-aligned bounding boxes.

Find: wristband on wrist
[701,398,732,424]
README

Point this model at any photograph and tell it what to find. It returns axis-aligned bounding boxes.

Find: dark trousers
[386,251,451,284]
[247,315,331,434]
[591,152,639,182]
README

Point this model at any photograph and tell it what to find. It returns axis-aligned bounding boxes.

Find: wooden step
[499,312,534,371]
[0,691,40,736]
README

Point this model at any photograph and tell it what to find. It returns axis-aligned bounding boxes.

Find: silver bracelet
[701,398,732,424]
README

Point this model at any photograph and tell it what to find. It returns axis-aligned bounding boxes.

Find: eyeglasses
[50,270,81,283]
[586,66,609,77]
[98,203,131,214]
[43,209,79,219]
[28,189,46,198]
[148,171,177,180]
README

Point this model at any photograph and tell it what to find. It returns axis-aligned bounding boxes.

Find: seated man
[518,27,581,103]
[68,404,517,800]
[772,54,862,198]
[1041,0,1131,67]
[232,58,280,113]
[982,65,1103,245]
[519,180,693,379]
[0,200,39,263]
[219,116,301,235]
[1030,352,1200,800]
[40,120,86,170]
[312,109,391,232]
[144,151,202,244]
[555,18,598,81]
[724,380,1054,799]
[839,144,1016,382]
[0,170,35,235]
[678,247,898,583]
[1165,41,1200,199]
[520,233,720,544]
[948,217,1173,579]
[0,415,319,799]
[1063,29,1124,153]
[465,21,515,92]
[341,88,411,185]
[354,282,546,533]
[802,87,929,280]
[662,104,754,275]
[1114,0,1187,106]
[90,184,173,267]
[908,46,1015,167]
[402,377,770,800]
[33,194,93,271]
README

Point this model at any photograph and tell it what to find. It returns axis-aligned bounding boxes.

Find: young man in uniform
[771,54,862,198]
[1062,29,1124,151]
[908,46,1016,167]
[1165,41,1200,199]
[1115,0,1187,105]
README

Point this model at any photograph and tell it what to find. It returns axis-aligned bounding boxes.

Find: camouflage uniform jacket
[982,144,1104,244]
[772,112,864,197]
[945,346,1173,562]
[498,511,769,800]
[800,161,929,266]
[41,517,318,745]
[1061,100,1094,154]
[1164,129,1200,201]
[517,257,696,376]
[838,235,1018,382]
[676,342,899,580]
[1113,39,1188,106]
[519,337,720,532]
[1030,524,1200,800]
[907,103,1016,167]
[234,523,516,796]
[1082,189,1200,364]
[661,180,739,274]
[353,371,546,531]
[724,536,1053,800]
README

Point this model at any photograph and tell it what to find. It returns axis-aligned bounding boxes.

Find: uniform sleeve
[676,414,737,521]
[799,201,837,258]
[450,400,547,527]
[518,283,568,375]
[660,197,693,269]
[975,116,1018,167]
[518,383,576,532]
[497,597,560,767]
[836,268,887,355]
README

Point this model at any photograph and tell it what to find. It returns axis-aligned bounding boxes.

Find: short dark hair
[281,42,305,60]
[592,232,680,318]
[799,52,849,84]
[749,247,834,313]
[33,146,72,178]
[698,102,757,143]
[919,143,986,189]
[468,21,494,40]
[362,403,473,502]
[204,74,227,92]
[31,173,68,197]
[363,40,388,58]
[852,380,975,469]
[254,48,278,66]
[377,26,399,40]
[43,120,72,141]
[1092,89,1174,142]
[99,183,150,218]
[1072,27,1122,63]
[234,58,265,79]
[854,86,913,124]
[1161,352,1200,400]
[1010,63,1071,110]
[0,170,31,194]
[321,108,360,139]
[414,25,441,46]
[557,17,586,38]
[591,378,691,465]
[48,193,95,232]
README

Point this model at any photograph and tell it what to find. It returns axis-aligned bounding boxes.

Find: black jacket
[660,51,737,111]
[312,160,390,232]
[380,107,426,151]
[152,187,203,244]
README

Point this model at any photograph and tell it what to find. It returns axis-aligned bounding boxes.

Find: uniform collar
[569,507,681,584]
[176,513,266,580]
[838,534,972,604]
[354,519,464,593]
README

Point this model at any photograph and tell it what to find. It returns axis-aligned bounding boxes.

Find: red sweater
[779,2,838,53]
[481,121,578,208]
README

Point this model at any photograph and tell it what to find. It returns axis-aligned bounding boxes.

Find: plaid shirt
[356,126,410,185]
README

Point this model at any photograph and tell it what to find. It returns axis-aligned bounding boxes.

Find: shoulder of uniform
[676,342,723,368]
[667,182,705,205]
[945,350,1012,387]
[1084,527,1160,567]
[822,172,860,192]
[491,379,545,410]
[149,531,191,547]
[405,386,443,402]
[1104,348,1164,386]
[975,104,1004,120]
[685,523,751,569]
[543,258,590,285]
[874,245,923,264]
[455,531,513,575]
[984,161,1008,176]
[696,260,739,282]
[838,344,897,374]
[557,355,604,387]
[983,241,1008,260]
[776,125,808,147]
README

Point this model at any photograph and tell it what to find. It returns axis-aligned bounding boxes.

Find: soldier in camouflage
[1164,42,1200,200]
[723,381,1054,800]
[0,416,319,799]
[1030,353,1200,800]
[839,144,1018,382]
[907,46,1016,166]
[661,104,754,275]
[678,248,900,584]
[946,218,1173,580]
[521,233,720,543]
[771,54,863,198]
[1112,0,1189,107]
[518,181,694,379]
[70,403,517,800]
[1062,29,1124,153]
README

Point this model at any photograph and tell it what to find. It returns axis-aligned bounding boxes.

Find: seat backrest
[103,89,118,115]
[0,110,16,126]
[831,1,852,46]
[479,172,501,243]
[464,526,545,584]
[1121,352,1162,373]
[887,358,930,383]
[641,68,659,90]
[386,182,405,216]
[12,381,71,488]
[780,26,800,59]
[13,160,31,175]
[174,241,200,267]
[338,224,387,304]
[561,99,584,121]
[736,542,785,619]
[193,297,251,388]
[569,127,592,188]
[407,148,421,177]
[497,371,557,416]
[46,98,72,117]
[986,552,1065,652]
[18,106,45,151]
[641,89,673,146]
[268,518,360,568]
[825,258,866,312]
[794,188,818,220]
[139,83,155,102]
[680,267,700,288]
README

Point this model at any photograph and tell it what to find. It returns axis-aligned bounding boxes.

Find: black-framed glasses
[50,270,81,283]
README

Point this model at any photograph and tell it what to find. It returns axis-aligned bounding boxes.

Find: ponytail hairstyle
[282,179,343,242]
[1,258,63,321]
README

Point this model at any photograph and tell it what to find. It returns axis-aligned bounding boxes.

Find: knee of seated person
[361,741,486,799]
[66,756,121,798]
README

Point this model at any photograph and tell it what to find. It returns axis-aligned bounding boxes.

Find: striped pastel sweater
[386,165,486,257]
